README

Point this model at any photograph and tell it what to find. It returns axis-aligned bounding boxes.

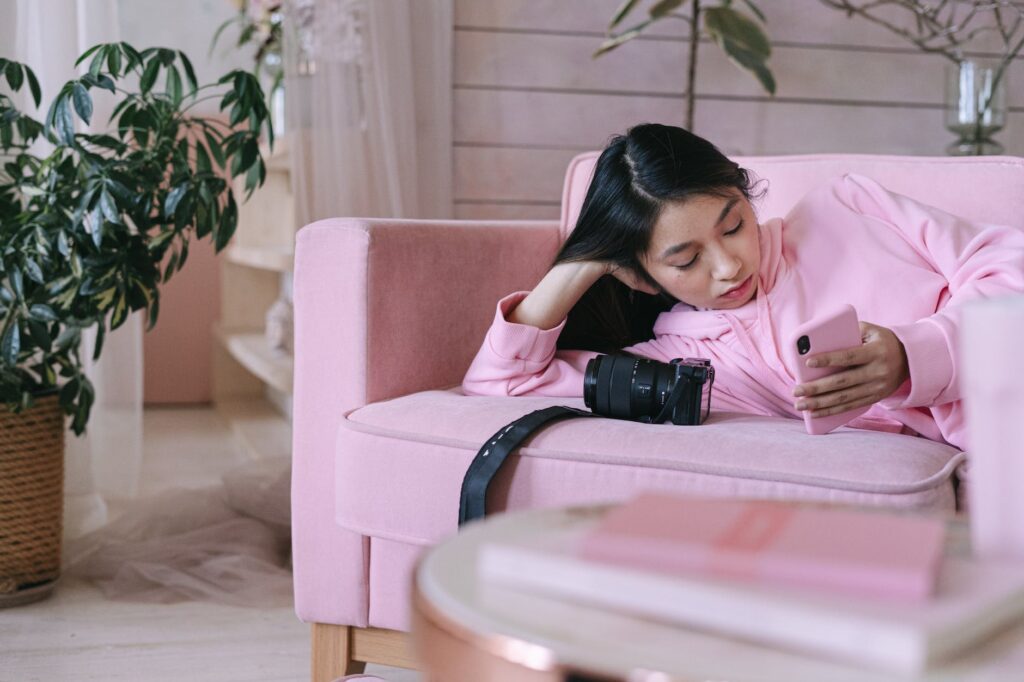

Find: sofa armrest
[291,217,560,626]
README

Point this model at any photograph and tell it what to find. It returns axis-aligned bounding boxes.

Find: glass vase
[944,60,1008,156]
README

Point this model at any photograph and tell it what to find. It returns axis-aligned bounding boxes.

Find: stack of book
[478,493,1024,674]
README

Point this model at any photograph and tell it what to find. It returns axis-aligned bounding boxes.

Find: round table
[411,505,1024,682]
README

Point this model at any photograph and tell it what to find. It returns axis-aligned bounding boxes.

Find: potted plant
[596,0,775,131]
[820,0,1024,155]
[0,42,271,606]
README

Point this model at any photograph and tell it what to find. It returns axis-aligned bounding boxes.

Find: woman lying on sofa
[461,122,1024,450]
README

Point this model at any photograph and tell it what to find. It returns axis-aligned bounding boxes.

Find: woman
[461,123,1024,449]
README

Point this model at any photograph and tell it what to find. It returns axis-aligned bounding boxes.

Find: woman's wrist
[508,260,606,329]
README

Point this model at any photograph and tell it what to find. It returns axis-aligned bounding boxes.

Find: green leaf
[94,73,115,93]
[609,0,641,28]
[9,268,23,299]
[163,250,179,283]
[139,58,160,94]
[593,19,654,57]
[120,42,143,71]
[1,323,20,365]
[165,65,182,104]
[75,43,105,68]
[204,130,226,167]
[704,6,771,59]
[24,66,41,106]
[27,319,50,351]
[649,0,684,20]
[110,293,128,330]
[29,304,58,322]
[146,295,160,331]
[57,231,70,257]
[72,82,93,126]
[55,97,76,145]
[164,183,188,217]
[23,259,44,284]
[99,188,120,224]
[5,61,24,91]
[106,45,122,77]
[195,141,213,174]
[60,375,80,404]
[178,50,198,94]
[717,35,776,94]
[215,193,237,252]
[740,0,766,23]
[54,326,80,352]
[89,46,107,79]
[92,320,105,361]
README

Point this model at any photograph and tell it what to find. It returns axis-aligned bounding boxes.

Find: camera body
[583,354,714,426]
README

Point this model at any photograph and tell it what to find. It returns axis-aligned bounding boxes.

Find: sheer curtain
[285,0,454,224]
[4,0,454,606]
[5,0,145,542]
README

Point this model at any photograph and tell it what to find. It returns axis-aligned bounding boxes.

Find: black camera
[583,354,715,425]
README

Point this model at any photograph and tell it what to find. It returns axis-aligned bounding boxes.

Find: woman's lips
[719,275,753,300]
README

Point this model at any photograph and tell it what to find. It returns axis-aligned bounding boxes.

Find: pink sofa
[292,152,1024,678]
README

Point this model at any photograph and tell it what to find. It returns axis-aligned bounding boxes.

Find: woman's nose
[711,250,742,281]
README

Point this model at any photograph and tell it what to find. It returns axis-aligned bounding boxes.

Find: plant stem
[686,0,700,131]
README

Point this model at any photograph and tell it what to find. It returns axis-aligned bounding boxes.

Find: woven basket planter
[0,394,64,608]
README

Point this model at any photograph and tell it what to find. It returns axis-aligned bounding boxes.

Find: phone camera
[797,335,811,355]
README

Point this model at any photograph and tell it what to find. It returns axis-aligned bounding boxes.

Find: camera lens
[797,335,811,355]
[584,354,679,421]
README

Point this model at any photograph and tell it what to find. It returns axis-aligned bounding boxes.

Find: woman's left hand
[792,322,910,418]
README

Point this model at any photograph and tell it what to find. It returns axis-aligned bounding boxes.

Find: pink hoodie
[462,174,1024,449]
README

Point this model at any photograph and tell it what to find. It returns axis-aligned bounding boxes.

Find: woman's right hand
[604,262,660,295]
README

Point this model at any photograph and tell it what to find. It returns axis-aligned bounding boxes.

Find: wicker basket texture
[0,394,64,597]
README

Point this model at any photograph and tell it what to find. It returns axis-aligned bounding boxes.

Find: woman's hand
[792,322,910,418]
[604,262,660,295]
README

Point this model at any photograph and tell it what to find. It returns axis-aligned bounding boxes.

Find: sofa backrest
[558,150,1024,240]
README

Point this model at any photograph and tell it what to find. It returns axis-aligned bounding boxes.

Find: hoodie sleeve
[837,173,1024,408]
[461,291,674,397]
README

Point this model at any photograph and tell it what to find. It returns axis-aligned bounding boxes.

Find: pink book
[578,493,947,601]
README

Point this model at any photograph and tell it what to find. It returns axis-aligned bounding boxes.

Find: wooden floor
[0,406,420,682]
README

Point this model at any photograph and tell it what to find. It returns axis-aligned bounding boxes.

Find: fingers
[805,343,872,369]
[804,392,879,419]
[794,366,872,398]
[794,380,883,415]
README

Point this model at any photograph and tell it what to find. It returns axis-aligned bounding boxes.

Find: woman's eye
[674,254,699,270]
[725,220,744,236]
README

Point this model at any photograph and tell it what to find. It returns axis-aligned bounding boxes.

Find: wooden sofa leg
[311,623,367,682]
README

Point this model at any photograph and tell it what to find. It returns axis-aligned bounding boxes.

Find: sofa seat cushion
[335,390,964,546]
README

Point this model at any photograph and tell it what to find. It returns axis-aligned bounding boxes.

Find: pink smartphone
[785,305,870,435]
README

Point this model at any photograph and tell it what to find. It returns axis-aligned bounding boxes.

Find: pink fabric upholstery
[292,219,561,625]
[293,151,1024,634]
[560,152,1024,239]
[338,390,961,547]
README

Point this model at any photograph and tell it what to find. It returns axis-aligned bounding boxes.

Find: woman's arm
[461,261,606,396]
[506,261,607,329]
[838,173,1024,408]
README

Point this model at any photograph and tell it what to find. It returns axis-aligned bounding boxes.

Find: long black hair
[555,123,764,353]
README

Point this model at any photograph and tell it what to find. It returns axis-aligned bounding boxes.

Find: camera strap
[458,405,597,527]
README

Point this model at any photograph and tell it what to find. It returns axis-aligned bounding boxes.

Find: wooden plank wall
[452,0,1024,221]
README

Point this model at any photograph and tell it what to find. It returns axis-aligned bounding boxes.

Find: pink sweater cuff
[486,291,568,361]
[887,319,954,408]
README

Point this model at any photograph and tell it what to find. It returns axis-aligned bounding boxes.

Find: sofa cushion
[335,389,964,546]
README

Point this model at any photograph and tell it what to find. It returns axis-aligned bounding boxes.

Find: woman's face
[639,190,760,310]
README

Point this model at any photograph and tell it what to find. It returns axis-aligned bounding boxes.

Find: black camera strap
[458,405,597,526]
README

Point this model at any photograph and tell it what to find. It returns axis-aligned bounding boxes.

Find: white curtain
[284,0,454,225]
[5,0,145,542]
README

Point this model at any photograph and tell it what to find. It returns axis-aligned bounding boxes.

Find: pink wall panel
[143,238,221,405]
